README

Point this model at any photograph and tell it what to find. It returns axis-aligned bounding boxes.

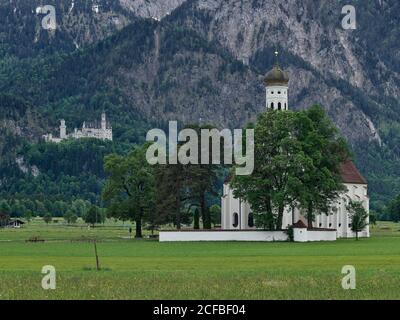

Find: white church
[43,112,113,143]
[221,61,370,239]
[160,58,370,242]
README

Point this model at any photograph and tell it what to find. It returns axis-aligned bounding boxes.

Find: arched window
[270,102,274,109]
[284,103,287,110]
[278,102,282,110]
[233,213,239,228]
[248,213,254,228]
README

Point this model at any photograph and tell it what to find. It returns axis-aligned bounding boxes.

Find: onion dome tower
[263,51,289,111]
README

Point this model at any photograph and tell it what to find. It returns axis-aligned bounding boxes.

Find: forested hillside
[1,0,400,216]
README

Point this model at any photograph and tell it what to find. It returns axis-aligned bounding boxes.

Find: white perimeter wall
[306,230,336,242]
[160,231,288,242]
[159,230,337,242]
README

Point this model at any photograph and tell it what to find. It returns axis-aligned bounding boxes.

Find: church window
[271,102,274,109]
[271,91,274,94]
[233,213,239,228]
[278,102,282,110]
[284,103,287,109]
[278,91,281,94]
[339,223,342,227]
[319,223,322,227]
[248,213,254,228]
[329,223,332,227]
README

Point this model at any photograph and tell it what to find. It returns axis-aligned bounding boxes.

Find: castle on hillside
[43,113,113,143]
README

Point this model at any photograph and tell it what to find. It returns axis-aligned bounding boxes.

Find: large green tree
[231,107,348,230]
[103,144,155,238]
[155,162,189,229]
[154,124,220,230]
[71,199,90,217]
[83,205,104,226]
[185,125,220,229]
[64,210,78,224]
[231,110,308,230]
[43,212,52,224]
[295,105,349,227]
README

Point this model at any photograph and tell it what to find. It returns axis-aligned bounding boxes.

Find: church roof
[339,160,367,185]
[292,220,307,228]
[264,65,289,86]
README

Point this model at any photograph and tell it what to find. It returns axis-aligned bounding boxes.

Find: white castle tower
[60,119,67,139]
[101,112,107,130]
[264,51,289,111]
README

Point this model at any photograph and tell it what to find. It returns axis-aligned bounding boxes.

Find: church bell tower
[263,51,289,111]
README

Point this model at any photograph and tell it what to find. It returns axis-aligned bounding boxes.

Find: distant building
[43,113,113,143]
[0,214,25,228]
[92,4,100,13]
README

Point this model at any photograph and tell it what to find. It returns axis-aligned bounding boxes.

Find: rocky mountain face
[0,0,185,56]
[1,0,400,209]
[0,94,46,183]
[173,0,400,146]
[0,0,132,56]
[119,0,186,20]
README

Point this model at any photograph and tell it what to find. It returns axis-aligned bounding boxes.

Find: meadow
[0,219,399,300]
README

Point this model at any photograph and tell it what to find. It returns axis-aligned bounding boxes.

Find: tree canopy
[103,144,155,238]
[231,106,349,230]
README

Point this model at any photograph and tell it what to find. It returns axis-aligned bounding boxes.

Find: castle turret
[263,51,289,111]
[60,119,67,139]
[101,112,107,130]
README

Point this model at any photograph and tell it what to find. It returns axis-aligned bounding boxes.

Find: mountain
[1,0,400,212]
[0,94,46,192]
[119,0,187,20]
[173,0,400,143]
[0,0,186,57]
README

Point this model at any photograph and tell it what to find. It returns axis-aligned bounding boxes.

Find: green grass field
[0,219,400,300]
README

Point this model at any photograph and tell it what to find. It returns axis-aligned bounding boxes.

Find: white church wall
[306,230,337,242]
[293,228,336,242]
[336,183,370,238]
[159,229,337,242]
[293,228,307,242]
[221,184,256,230]
[159,231,289,242]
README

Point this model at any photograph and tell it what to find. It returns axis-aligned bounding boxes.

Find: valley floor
[0,220,399,299]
